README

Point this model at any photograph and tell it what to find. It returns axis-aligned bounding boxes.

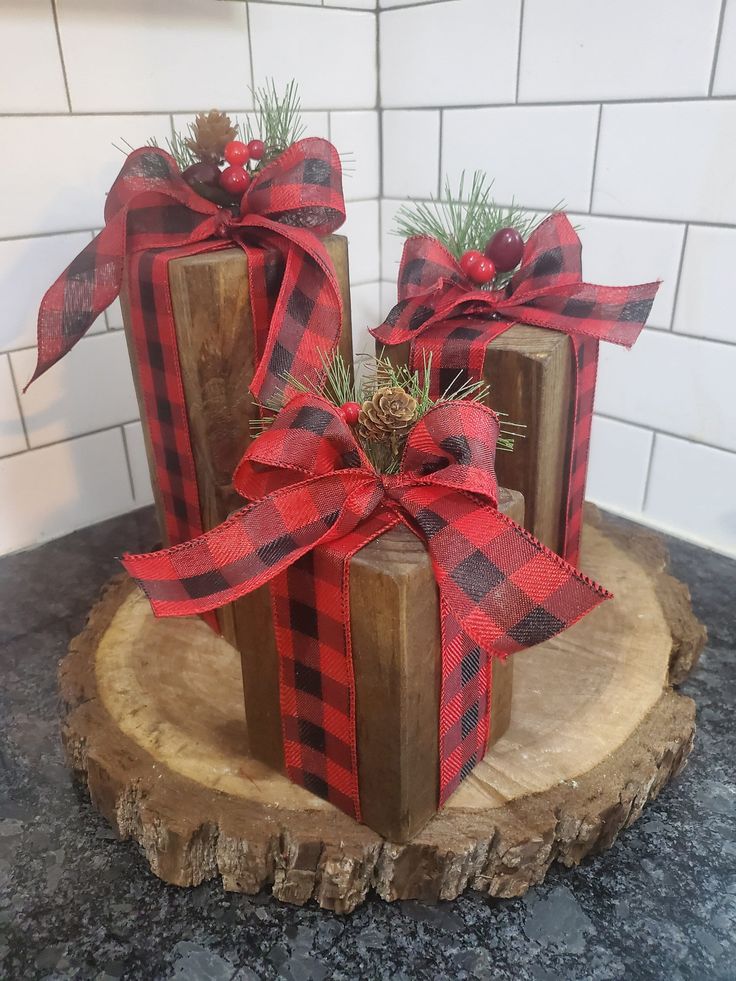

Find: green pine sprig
[245,79,306,165]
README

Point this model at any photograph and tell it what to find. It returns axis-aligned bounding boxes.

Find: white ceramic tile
[571,214,685,330]
[123,421,154,506]
[0,0,68,112]
[0,428,134,555]
[442,105,599,212]
[249,6,376,109]
[673,226,736,342]
[0,356,26,458]
[381,0,448,6]
[12,333,138,449]
[380,0,520,108]
[586,415,653,515]
[0,116,172,239]
[645,435,736,556]
[56,0,251,112]
[593,102,736,224]
[330,112,380,200]
[520,0,720,102]
[342,200,380,283]
[713,0,736,95]
[325,0,375,7]
[595,330,736,453]
[382,110,440,199]
[380,199,406,281]
[350,282,382,356]
[0,233,108,352]
[381,280,398,317]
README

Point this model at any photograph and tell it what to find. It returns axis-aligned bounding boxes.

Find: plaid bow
[371,213,660,564]
[123,394,610,820]
[29,140,346,571]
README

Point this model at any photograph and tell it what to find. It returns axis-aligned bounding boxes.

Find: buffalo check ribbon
[29,140,345,558]
[122,394,610,820]
[371,213,660,564]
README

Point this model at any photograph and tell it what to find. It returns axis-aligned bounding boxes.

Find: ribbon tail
[27,211,129,389]
[123,473,379,618]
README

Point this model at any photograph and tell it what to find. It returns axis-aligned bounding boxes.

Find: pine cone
[186,110,237,164]
[358,387,417,446]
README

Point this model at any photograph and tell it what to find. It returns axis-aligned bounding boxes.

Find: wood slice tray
[59,507,706,914]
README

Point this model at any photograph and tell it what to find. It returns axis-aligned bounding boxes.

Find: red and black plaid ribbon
[30,141,346,558]
[122,394,610,819]
[371,214,660,564]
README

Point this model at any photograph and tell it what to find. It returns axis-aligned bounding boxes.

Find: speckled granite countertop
[0,507,734,980]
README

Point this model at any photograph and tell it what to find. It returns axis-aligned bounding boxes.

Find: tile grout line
[5,354,31,452]
[49,0,72,114]
[641,432,657,511]
[588,104,603,214]
[0,419,142,462]
[515,0,525,104]
[437,109,443,197]
[668,224,691,331]
[595,410,735,457]
[708,0,728,96]
[119,425,136,501]
[245,1,257,93]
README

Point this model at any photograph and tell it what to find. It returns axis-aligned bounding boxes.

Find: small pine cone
[186,110,237,164]
[358,387,417,445]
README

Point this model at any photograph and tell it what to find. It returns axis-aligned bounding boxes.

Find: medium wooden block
[120,235,353,641]
[238,487,524,843]
[386,326,573,553]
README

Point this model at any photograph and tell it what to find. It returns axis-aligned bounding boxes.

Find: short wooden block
[238,487,524,843]
[386,326,573,553]
[120,235,353,641]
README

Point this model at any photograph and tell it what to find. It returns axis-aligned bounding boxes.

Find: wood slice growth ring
[59,508,705,914]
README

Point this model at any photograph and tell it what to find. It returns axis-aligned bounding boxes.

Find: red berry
[340,401,361,426]
[472,257,496,284]
[485,227,524,272]
[459,250,485,279]
[247,139,265,160]
[219,165,250,196]
[224,140,250,166]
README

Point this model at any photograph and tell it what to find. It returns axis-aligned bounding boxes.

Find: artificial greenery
[393,171,558,288]
[253,352,523,474]
[244,79,306,164]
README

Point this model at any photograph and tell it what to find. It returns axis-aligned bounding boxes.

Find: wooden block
[238,487,524,842]
[120,235,353,640]
[386,326,573,553]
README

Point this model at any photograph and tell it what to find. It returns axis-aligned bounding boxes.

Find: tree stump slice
[59,507,706,913]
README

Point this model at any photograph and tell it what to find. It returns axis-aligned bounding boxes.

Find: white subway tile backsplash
[382,111,440,199]
[350,282,382,356]
[123,421,154,506]
[0,357,26,458]
[0,233,107,353]
[520,0,720,103]
[0,116,172,239]
[442,106,599,212]
[0,428,134,555]
[572,215,685,330]
[249,6,376,109]
[56,0,251,113]
[381,281,398,317]
[330,112,380,200]
[586,415,653,515]
[380,0,520,108]
[342,200,380,283]
[380,199,406,281]
[0,0,68,113]
[713,0,736,96]
[593,101,736,224]
[595,330,736,453]
[325,0,375,7]
[12,333,138,449]
[645,435,736,556]
[673,226,736,343]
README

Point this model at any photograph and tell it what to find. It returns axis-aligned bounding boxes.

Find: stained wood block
[59,507,705,912]
[386,325,573,553]
[120,235,353,641]
[238,487,524,842]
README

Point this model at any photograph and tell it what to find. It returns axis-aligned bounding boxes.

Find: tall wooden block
[386,326,573,553]
[238,487,524,843]
[121,235,353,640]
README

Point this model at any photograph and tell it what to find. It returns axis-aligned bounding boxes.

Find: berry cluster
[460,226,525,287]
[219,139,265,196]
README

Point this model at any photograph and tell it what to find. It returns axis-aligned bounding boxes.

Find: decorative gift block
[237,489,523,843]
[374,215,660,563]
[124,394,610,841]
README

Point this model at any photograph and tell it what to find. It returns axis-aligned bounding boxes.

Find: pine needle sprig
[245,79,306,165]
[144,129,203,171]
